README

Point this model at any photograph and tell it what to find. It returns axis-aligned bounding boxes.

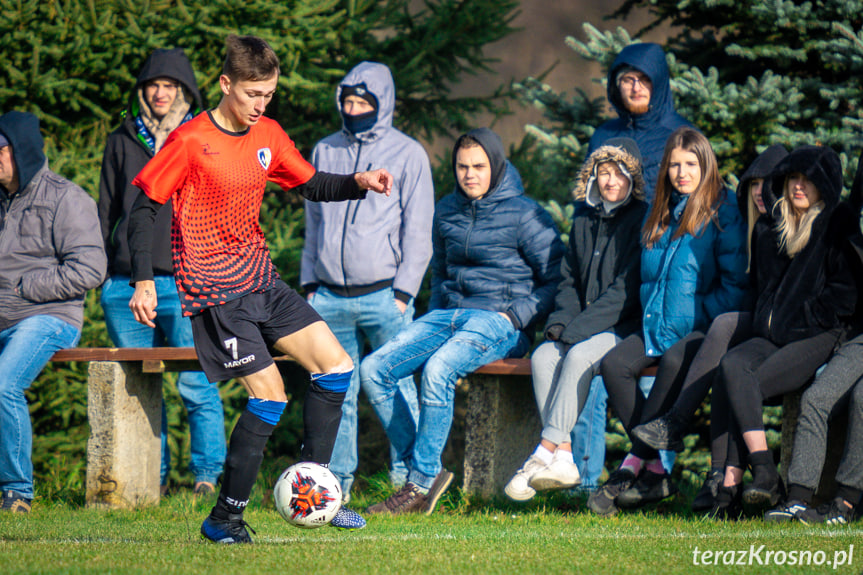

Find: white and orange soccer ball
[273,462,342,529]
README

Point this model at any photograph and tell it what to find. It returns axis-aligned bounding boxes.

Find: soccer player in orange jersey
[127,35,392,542]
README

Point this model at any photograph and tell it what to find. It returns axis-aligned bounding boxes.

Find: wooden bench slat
[51,347,531,375]
[51,348,199,362]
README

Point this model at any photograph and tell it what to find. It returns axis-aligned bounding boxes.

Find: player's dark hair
[222,34,280,82]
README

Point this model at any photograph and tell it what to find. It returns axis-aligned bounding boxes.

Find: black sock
[212,409,275,520]
[787,484,814,504]
[748,449,775,469]
[301,381,346,464]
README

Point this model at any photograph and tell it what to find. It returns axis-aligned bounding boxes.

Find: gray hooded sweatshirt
[0,111,107,331]
[301,62,434,300]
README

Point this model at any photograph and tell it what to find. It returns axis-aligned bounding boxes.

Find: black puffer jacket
[544,139,648,345]
[750,145,858,346]
[98,48,203,276]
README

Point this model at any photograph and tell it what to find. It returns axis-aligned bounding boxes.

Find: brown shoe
[423,469,454,516]
[1,491,31,513]
[194,481,216,496]
[366,483,427,515]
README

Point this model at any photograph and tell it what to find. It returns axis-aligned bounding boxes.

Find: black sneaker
[632,414,685,452]
[799,497,856,525]
[704,484,743,521]
[587,469,637,516]
[617,470,678,509]
[691,469,723,512]
[366,483,427,515]
[423,469,454,516]
[0,491,31,513]
[200,513,256,544]
[764,499,809,522]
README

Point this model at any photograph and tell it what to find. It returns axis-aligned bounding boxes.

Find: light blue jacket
[301,62,434,299]
[640,191,749,356]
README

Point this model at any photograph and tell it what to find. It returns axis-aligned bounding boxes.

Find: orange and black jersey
[130,112,365,315]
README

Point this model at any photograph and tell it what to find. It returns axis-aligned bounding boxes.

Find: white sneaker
[529,453,581,491]
[504,455,548,501]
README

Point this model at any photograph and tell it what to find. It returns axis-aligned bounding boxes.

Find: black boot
[691,468,723,512]
[705,483,743,520]
[743,451,785,508]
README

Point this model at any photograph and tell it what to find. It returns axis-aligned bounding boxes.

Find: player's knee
[310,368,353,394]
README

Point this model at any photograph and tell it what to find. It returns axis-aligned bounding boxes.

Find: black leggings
[713,330,840,468]
[601,331,705,460]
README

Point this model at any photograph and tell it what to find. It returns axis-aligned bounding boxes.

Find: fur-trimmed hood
[573,138,645,209]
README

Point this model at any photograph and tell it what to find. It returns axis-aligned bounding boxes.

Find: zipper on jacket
[340,141,364,287]
[350,162,372,225]
[464,202,477,259]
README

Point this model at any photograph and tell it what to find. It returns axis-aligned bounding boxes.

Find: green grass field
[1,479,861,575]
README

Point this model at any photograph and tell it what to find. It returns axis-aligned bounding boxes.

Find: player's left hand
[355,168,393,196]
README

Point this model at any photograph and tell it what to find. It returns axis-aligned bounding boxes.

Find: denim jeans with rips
[361,308,527,491]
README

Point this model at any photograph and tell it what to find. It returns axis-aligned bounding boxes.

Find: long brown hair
[642,128,725,247]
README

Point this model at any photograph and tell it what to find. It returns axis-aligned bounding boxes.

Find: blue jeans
[571,376,674,490]
[361,308,527,490]
[309,286,419,494]
[0,315,80,499]
[101,276,225,485]
[571,376,608,490]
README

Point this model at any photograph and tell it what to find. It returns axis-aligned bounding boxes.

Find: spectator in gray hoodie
[0,111,106,513]
[301,62,434,505]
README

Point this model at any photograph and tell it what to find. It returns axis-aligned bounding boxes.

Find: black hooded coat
[98,48,203,277]
[750,145,859,347]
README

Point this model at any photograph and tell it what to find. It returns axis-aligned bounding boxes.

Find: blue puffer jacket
[640,190,749,356]
[430,129,564,336]
[588,43,694,202]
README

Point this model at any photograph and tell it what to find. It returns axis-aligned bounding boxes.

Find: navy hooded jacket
[588,43,694,202]
[430,128,565,338]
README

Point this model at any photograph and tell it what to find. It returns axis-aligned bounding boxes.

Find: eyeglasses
[618,75,650,89]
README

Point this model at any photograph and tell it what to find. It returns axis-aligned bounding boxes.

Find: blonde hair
[744,180,762,271]
[773,179,825,257]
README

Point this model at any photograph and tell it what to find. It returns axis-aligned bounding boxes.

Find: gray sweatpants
[530,332,620,446]
[788,333,863,492]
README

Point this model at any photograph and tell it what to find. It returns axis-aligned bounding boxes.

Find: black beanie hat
[340,83,378,111]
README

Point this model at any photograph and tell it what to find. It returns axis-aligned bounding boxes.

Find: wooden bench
[51,348,830,508]
[49,348,542,508]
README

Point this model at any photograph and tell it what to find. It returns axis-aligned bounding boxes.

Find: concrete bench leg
[86,361,161,508]
[464,373,542,497]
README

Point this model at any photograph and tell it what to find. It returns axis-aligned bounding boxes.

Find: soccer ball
[273,462,342,529]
